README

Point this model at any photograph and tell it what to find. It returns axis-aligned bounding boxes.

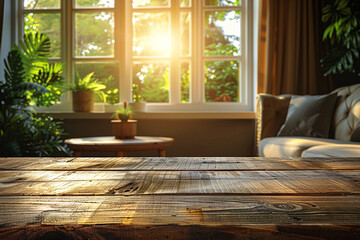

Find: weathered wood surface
[1,157,360,239]
[0,170,359,196]
[1,157,360,171]
[1,195,360,226]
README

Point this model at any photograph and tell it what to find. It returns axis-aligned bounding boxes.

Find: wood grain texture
[1,195,360,226]
[1,157,360,171]
[0,157,360,239]
[0,170,359,196]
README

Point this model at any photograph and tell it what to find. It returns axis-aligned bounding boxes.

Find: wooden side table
[65,136,174,157]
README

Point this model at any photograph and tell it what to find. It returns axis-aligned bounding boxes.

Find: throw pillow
[277,93,338,138]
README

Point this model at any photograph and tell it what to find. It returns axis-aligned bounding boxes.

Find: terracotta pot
[72,90,94,112]
[111,120,137,139]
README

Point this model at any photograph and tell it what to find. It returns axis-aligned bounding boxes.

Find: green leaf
[336,0,349,10]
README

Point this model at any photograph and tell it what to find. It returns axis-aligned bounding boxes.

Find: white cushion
[259,136,356,157]
[301,144,360,157]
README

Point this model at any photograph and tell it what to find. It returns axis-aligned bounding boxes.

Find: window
[23,0,62,58]
[20,0,254,112]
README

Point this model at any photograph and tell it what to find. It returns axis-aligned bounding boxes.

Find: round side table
[65,136,174,157]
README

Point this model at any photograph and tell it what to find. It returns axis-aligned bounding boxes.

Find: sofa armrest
[256,94,291,145]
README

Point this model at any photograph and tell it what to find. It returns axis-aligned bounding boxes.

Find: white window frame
[18,0,255,113]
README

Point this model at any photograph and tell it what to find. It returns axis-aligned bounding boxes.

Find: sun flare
[147,34,171,55]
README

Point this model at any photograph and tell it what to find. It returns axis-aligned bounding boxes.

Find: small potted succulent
[111,100,137,139]
[70,71,106,112]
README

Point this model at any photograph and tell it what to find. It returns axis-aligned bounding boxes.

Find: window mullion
[121,0,132,102]
[17,0,23,45]
[240,4,246,105]
[63,0,72,107]
[116,0,129,102]
[192,0,203,104]
[170,0,180,105]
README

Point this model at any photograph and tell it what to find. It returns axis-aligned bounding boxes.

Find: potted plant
[69,72,106,112]
[0,32,70,156]
[111,100,137,139]
[321,0,360,84]
[130,83,146,112]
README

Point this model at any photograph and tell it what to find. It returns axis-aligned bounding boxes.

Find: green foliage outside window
[133,64,169,103]
[204,10,240,102]
[181,62,190,103]
[24,13,61,57]
[205,60,239,102]
[24,0,60,9]
[103,76,119,104]
[75,12,114,57]
[205,0,240,6]
[132,83,144,102]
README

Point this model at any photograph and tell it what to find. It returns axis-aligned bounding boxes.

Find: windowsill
[46,111,255,120]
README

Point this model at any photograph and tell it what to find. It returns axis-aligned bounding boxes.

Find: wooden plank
[1,157,360,239]
[1,195,360,226]
[1,157,360,171]
[0,170,359,196]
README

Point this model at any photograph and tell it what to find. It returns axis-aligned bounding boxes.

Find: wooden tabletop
[0,157,360,239]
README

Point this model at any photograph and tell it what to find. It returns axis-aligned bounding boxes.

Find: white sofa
[256,83,360,157]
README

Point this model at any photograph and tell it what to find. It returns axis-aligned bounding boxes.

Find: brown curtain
[0,0,4,51]
[258,0,331,95]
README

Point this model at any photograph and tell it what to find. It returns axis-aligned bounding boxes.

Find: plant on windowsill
[111,100,137,139]
[69,71,106,112]
[130,83,146,112]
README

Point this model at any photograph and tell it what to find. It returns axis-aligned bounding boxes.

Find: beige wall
[62,119,256,157]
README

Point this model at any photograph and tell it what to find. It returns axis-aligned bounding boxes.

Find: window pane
[24,13,61,57]
[75,0,114,8]
[24,0,60,9]
[133,63,169,103]
[132,0,169,8]
[75,12,114,57]
[180,0,191,7]
[133,13,170,57]
[204,0,240,6]
[75,62,120,103]
[204,11,240,56]
[180,12,191,57]
[204,61,239,102]
[181,61,190,103]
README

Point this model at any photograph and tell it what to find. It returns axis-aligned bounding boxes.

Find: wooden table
[65,136,174,157]
[1,157,360,239]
